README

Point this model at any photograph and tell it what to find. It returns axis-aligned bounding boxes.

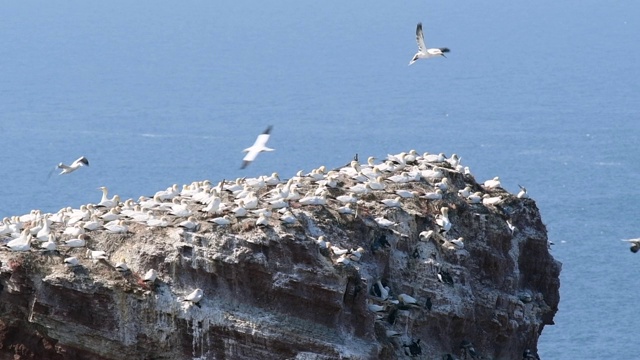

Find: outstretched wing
[416,22,426,52]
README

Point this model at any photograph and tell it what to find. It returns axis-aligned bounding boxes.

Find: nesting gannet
[482,194,503,206]
[483,176,501,189]
[381,196,402,208]
[517,184,529,199]
[467,192,482,203]
[147,216,171,228]
[241,126,274,169]
[255,213,269,226]
[52,156,90,176]
[115,258,129,272]
[178,216,200,231]
[183,288,204,307]
[347,247,365,262]
[64,256,80,267]
[5,229,33,251]
[143,269,158,283]
[337,203,355,215]
[372,280,389,300]
[436,178,450,191]
[436,207,452,233]
[104,220,128,234]
[395,189,417,198]
[421,189,443,200]
[97,187,120,208]
[622,238,640,253]
[419,230,434,242]
[375,217,397,228]
[450,237,465,249]
[62,234,88,248]
[86,249,107,263]
[40,233,57,251]
[336,193,358,203]
[298,194,326,206]
[367,301,386,312]
[280,210,296,224]
[458,186,473,198]
[210,215,232,225]
[398,293,418,305]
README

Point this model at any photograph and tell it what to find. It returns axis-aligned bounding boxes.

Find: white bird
[381,196,402,208]
[210,215,233,226]
[104,220,129,234]
[256,213,269,226]
[375,217,396,228]
[86,249,108,263]
[419,230,434,242]
[467,192,483,204]
[115,258,129,272]
[40,233,58,251]
[517,184,529,199]
[5,229,33,251]
[409,22,450,65]
[373,280,389,300]
[398,293,418,305]
[52,156,89,176]
[450,237,465,249]
[64,257,80,267]
[280,210,296,224]
[436,207,452,233]
[183,288,204,305]
[143,269,158,283]
[241,126,274,169]
[483,177,501,189]
[62,234,88,248]
[482,194,503,206]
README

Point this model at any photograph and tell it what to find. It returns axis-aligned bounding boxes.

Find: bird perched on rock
[183,288,204,307]
[143,269,158,283]
[241,126,274,169]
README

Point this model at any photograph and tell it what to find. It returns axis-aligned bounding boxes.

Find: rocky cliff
[0,151,561,359]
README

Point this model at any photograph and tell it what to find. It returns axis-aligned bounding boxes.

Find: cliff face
[0,152,561,359]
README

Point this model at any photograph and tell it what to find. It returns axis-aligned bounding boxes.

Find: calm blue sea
[1,1,639,358]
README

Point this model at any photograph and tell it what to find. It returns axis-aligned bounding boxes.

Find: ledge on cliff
[0,151,561,359]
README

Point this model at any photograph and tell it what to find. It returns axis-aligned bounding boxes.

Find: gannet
[178,216,200,231]
[5,229,33,251]
[298,194,326,206]
[53,156,90,176]
[375,217,397,228]
[421,189,443,200]
[36,217,52,241]
[143,269,158,283]
[104,220,128,234]
[347,247,365,262]
[210,215,232,225]
[64,257,80,267]
[147,216,171,228]
[467,192,483,203]
[183,288,203,306]
[458,186,473,198]
[381,196,402,208]
[115,258,129,272]
[395,189,417,198]
[450,237,465,249]
[622,238,640,253]
[337,203,354,214]
[367,176,386,190]
[241,126,274,169]
[482,194,503,206]
[436,207,452,233]
[62,234,88,248]
[483,176,501,189]
[372,280,389,300]
[517,184,529,199]
[398,293,418,305]
[255,213,269,226]
[367,301,386,312]
[336,193,358,203]
[86,249,107,263]
[423,152,446,163]
[97,187,120,208]
[437,178,450,191]
[40,234,58,251]
[419,230,434,242]
[280,210,296,224]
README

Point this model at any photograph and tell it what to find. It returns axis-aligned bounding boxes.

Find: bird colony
[1,150,523,312]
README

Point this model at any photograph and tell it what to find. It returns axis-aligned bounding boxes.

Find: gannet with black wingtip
[143,269,158,283]
[241,126,274,169]
[408,21,450,66]
[622,238,640,253]
[183,288,203,307]
[115,258,129,272]
[64,256,80,267]
[517,184,529,199]
[53,156,89,176]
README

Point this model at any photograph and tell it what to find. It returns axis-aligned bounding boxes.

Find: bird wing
[241,126,273,168]
[416,23,426,52]
[73,156,89,167]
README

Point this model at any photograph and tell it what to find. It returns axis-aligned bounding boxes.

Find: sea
[1,1,639,358]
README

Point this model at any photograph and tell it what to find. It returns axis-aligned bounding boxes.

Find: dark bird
[621,238,640,253]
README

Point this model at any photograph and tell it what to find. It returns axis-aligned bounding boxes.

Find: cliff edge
[0,151,561,359]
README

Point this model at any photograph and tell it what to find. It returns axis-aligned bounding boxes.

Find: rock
[0,151,560,359]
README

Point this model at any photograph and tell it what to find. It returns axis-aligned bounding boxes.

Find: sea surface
[1,1,639,358]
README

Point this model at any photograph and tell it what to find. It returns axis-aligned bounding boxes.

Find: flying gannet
[241,126,274,169]
[50,156,90,176]
[409,22,450,65]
